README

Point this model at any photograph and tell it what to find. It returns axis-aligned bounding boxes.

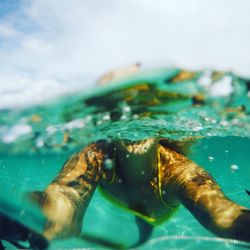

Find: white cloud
[0,72,72,108]
[0,0,250,108]
[0,24,19,39]
[23,38,53,52]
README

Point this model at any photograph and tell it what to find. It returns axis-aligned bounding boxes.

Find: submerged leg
[133,216,154,248]
[158,145,250,242]
[31,140,113,240]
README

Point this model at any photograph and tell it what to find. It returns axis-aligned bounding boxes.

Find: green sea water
[0,68,249,249]
[0,136,249,249]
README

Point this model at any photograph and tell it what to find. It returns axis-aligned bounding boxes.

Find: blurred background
[0,0,250,108]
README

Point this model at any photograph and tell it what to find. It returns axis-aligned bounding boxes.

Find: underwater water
[0,68,250,249]
[1,136,250,250]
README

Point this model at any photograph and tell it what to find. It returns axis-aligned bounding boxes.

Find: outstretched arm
[31,140,113,240]
[158,144,250,242]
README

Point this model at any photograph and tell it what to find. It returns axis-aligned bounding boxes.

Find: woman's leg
[158,144,250,242]
[31,141,112,240]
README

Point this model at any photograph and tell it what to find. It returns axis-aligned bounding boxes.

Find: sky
[0,0,250,108]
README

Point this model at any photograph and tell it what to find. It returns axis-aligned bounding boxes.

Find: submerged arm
[158,144,250,242]
[32,141,112,240]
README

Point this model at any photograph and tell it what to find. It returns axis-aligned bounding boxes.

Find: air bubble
[104,158,113,170]
[230,164,239,172]
[46,125,57,135]
[96,120,103,125]
[120,114,128,120]
[220,120,228,126]
[123,106,131,113]
[232,119,239,124]
[197,70,213,87]
[45,128,65,146]
[102,113,111,121]
[63,119,85,130]
[36,137,44,148]
[192,125,203,131]
[2,124,33,144]
[85,115,92,122]
[208,156,214,162]
[126,154,130,158]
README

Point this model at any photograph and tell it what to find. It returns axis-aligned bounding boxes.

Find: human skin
[31,138,250,245]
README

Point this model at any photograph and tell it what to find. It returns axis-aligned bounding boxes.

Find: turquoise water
[0,137,249,249]
[0,68,250,249]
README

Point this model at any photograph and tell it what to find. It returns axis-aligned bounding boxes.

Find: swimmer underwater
[0,65,250,249]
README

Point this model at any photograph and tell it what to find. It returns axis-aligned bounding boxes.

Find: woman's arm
[31,140,112,240]
[158,144,250,242]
